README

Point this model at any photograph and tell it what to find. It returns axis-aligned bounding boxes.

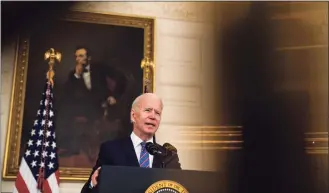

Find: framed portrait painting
[3,11,155,181]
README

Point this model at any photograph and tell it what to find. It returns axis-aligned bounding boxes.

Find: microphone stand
[160,152,177,168]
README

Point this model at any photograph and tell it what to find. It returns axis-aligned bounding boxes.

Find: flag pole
[14,48,61,193]
[44,48,62,87]
[37,48,61,192]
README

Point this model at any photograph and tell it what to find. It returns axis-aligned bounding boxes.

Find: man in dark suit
[57,46,127,157]
[81,93,181,193]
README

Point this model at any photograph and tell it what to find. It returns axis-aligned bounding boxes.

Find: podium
[98,165,222,193]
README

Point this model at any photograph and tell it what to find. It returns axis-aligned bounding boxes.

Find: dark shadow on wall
[2,2,74,45]
[219,2,314,193]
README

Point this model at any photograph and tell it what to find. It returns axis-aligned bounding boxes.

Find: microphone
[163,143,177,153]
[160,143,179,168]
[145,142,164,156]
[146,142,179,168]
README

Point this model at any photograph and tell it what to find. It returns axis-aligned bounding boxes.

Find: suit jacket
[60,63,127,119]
[81,137,181,193]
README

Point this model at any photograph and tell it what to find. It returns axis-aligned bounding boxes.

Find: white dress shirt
[74,64,92,90]
[130,131,154,168]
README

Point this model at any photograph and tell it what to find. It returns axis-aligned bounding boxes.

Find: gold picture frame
[2,11,155,181]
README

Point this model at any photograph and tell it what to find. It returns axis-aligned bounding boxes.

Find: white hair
[131,93,163,112]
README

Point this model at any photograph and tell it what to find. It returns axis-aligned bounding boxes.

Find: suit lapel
[122,137,139,167]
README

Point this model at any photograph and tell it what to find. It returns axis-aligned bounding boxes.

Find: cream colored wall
[1,2,216,193]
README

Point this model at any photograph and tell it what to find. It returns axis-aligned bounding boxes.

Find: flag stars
[53,133,56,139]
[48,162,54,169]
[49,152,56,159]
[46,131,51,138]
[51,142,56,149]
[43,110,47,116]
[37,110,41,115]
[44,141,49,147]
[34,120,38,126]
[33,150,39,157]
[40,100,43,105]
[31,160,37,168]
[41,119,46,126]
[48,121,53,127]
[36,140,42,147]
[31,129,36,136]
[27,140,33,147]
[42,151,48,158]
[25,150,31,157]
[38,130,44,136]
[39,161,45,168]
[49,110,54,117]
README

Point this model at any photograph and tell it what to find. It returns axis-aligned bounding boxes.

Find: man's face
[131,96,162,136]
[75,48,88,65]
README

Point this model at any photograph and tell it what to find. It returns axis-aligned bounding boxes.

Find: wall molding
[174,125,243,150]
[305,132,328,154]
[276,44,328,51]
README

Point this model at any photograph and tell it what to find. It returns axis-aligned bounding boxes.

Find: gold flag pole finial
[44,48,61,86]
[141,57,155,93]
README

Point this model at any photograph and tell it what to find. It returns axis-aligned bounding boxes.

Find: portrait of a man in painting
[3,11,155,181]
[56,45,129,162]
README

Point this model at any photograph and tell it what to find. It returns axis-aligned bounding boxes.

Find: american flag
[14,81,60,193]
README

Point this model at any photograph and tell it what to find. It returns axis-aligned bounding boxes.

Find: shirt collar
[130,131,154,148]
[85,64,90,71]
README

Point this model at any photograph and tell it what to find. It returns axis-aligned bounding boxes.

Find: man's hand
[75,63,84,77]
[91,167,101,187]
[107,96,117,105]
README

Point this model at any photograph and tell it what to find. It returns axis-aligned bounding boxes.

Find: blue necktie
[139,142,150,168]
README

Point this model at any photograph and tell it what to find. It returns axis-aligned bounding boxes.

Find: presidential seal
[145,180,189,193]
